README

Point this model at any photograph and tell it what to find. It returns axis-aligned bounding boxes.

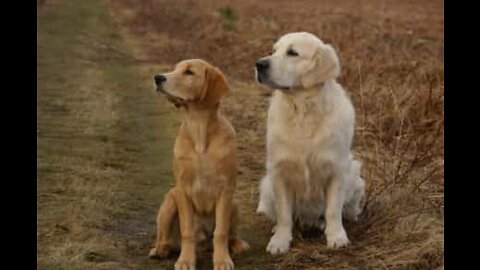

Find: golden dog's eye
[287,49,299,56]
[184,69,194,75]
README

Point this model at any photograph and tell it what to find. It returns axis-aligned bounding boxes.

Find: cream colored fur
[255,32,365,254]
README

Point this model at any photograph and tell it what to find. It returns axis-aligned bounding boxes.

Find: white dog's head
[255,32,340,90]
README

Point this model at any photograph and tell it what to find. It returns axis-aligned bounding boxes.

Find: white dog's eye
[287,49,299,57]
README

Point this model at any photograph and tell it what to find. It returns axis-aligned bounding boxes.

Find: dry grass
[108,0,444,269]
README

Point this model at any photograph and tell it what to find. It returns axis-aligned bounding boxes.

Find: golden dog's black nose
[154,74,166,85]
[256,59,270,71]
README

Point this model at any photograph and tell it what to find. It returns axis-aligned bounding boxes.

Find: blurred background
[37,0,444,269]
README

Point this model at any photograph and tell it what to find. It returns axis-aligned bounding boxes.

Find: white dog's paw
[266,229,292,255]
[325,227,350,248]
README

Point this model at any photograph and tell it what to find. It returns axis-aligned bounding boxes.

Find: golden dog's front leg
[174,189,196,270]
[213,191,234,270]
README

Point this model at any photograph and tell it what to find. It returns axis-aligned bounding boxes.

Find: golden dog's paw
[213,256,234,270]
[175,258,196,270]
[229,239,250,254]
[148,243,171,259]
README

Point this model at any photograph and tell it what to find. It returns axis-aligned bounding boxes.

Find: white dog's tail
[343,157,366,221]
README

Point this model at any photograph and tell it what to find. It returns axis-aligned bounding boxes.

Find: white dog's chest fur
[261,80,356,224]
[267,81,354,169]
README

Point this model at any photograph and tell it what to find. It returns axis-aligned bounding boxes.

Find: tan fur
[150,59,249,270]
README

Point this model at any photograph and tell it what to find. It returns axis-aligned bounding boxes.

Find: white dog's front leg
[266,180,293,255]
[325,175,350,248]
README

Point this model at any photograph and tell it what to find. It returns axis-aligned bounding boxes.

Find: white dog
[255,32,365,255]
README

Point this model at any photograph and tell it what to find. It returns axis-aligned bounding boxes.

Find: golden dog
[149,59,249,270]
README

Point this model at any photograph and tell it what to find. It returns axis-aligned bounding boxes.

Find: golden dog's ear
[301,44,340,88]
[200,65,229,107]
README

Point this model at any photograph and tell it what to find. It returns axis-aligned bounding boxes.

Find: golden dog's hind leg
[228,202,250,254]
[149,189,179,259]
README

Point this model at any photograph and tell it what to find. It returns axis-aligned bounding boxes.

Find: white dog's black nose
[154,74,166,85]
[256,59,270,71]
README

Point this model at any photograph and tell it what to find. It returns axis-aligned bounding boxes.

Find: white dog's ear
[301,44,340,88]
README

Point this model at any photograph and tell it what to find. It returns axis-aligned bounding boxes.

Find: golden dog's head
[154,59,229,108]
[255,32,340,91]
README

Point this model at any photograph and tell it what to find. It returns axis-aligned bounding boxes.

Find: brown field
[37,0,443,269]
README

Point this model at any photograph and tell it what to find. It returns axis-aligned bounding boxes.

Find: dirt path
[37,1,271,269]
[37,0,179,269]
